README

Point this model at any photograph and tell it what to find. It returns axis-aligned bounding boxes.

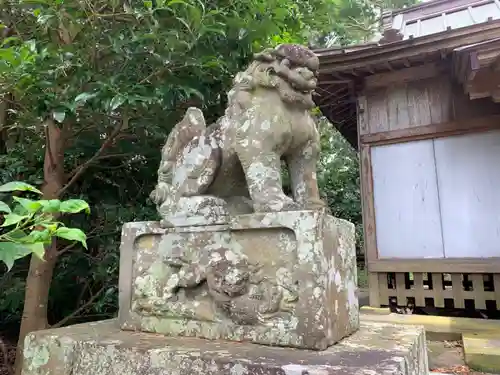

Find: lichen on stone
[118,208,359,351]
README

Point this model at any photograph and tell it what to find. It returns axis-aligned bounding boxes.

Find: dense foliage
[0,181,89,270]
[0,0,417,372]
[317,120,362,249]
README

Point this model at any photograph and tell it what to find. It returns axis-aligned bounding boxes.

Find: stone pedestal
[21,211,429,375]
[22,319,428,375]
[118,211,358,350]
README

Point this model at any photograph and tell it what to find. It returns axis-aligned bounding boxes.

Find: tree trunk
[14,118,65,375]
[0,98,7,154]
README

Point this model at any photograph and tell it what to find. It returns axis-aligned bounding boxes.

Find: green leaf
[39,199,61,213]
[74,92,97,106]
[12,197,42,213]
[54,227,87,248]
[167,0,189,6]
[0,242,33,271]
[12,203,29,216]
[37,14,54,24]
[52,111,66,123]
[39,223,58,233]
[1,36,21,47]
[27,242,46,260]
[23,229,52,244]
[0,181,42,194]
[0,201,11,213]
[109,95,126,111]
[7,229,28,241]
[59,199,90,214]
[1,213,30,227]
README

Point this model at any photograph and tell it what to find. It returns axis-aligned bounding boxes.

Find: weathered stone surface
[22,319,428,375]
[118,210,358,350]
[149,44,326,226]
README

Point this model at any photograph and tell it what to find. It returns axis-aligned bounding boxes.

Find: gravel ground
[428,340,497,375]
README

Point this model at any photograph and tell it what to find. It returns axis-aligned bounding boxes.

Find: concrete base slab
[360,307,500,336]
[21,319,428,375]
[463,332,500,373]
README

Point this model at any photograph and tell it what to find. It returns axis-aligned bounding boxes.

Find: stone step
[22,319,429,375]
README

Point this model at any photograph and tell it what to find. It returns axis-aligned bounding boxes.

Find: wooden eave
[453,38,500,102]
[315,19,500,149]
[317,19,500,74]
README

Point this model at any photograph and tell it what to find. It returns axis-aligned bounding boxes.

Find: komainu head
[230,44,319,110]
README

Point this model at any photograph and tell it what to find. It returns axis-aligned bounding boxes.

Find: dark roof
[315,0,500,149]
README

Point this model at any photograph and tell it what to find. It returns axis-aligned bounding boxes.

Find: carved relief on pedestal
[131,229,299,326]
[119,211,358,350]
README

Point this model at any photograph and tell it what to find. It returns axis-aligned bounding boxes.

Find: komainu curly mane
[227,44,319,112]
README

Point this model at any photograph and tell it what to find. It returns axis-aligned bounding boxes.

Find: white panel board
[434,130,500,258]
[371,140,445,259]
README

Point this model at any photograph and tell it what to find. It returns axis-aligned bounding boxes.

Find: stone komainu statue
[150,44,325,223]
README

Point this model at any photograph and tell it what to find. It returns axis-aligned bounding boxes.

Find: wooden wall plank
[360,78,500,141]
[358,95,369,136]
[407,81,431,127]
[434,129,500,258]
[371,140,445,259]
[429,79,452,124]
[387,85,410,130]
[360,145,378,263]
[367,93,390,133]
[363,76,452,136]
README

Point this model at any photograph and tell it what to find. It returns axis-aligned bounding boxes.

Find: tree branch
[55,242,77,257]
[56,227,100,257]
[58,115,129,197]
[65,153,133,180]
[50,286,105,328]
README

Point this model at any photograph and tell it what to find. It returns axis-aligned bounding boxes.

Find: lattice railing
[374,272,500,310]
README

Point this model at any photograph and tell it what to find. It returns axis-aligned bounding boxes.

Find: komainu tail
[157,107,206,184]
[150,107,206,205]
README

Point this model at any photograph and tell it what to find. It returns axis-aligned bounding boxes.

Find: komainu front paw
[150,182,174,205]
[254,196,301,212]
[306,197,327,210]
